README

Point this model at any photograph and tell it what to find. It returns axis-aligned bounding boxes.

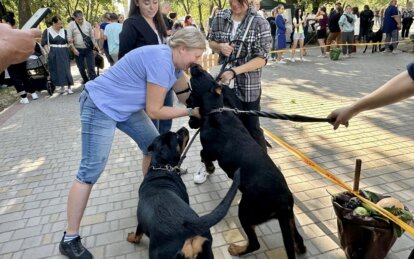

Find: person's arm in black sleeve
[118,19,136,60]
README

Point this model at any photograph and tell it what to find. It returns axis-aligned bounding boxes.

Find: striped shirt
[208,7,272,102]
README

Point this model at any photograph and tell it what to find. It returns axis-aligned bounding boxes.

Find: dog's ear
[210,84,223,96]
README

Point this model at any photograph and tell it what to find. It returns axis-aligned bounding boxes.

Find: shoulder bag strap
[75,22,87,38]
[235,16,254,59]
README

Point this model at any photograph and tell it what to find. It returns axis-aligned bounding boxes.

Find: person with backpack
[67,10,97,84]
[338,5,355,58]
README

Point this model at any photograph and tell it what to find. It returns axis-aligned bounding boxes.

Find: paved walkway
[1,47,414,259]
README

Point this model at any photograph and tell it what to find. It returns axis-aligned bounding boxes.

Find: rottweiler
[127,127,241,259]
[187,65,307,259]
[363,28,383,53]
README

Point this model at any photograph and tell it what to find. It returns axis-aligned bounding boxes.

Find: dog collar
[150,165,182,175]
[207,107,240,116]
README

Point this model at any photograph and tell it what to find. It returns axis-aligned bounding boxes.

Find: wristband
[188,108,193,117]
[226,68,237,79]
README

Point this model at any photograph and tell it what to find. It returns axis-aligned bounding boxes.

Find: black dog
[127,127,241,259]
[187,64,306,258]
[363,28,383,53]
[188,85,244,174]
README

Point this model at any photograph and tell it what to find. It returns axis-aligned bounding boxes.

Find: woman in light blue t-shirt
[59,27,205,259]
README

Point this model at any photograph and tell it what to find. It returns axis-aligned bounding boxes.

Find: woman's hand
[219,70,235,83]
[219,43,234,57]
[191,107,201,119]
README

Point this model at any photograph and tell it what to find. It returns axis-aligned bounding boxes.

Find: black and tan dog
[187,65,306,259]
[127,127,240,259]
[363,28,383,53]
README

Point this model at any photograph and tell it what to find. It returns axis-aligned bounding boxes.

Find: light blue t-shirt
[86,45,183,122]
[104,22,123,55]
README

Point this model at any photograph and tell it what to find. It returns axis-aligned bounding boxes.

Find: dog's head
[174,236,212,259]
[148,127,190,166]
[187,64,225,120]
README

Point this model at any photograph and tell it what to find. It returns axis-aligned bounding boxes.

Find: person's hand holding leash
[219,68,237,83]
[219,43,234,57]
[0,23,41,72]
[327,105,355,130]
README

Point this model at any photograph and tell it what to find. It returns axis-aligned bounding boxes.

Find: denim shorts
[293,33,305,40]
[76,90,159,184]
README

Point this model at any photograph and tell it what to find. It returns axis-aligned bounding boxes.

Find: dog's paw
[295,243,307,254]
[228,243,247,256]
[127,232,143,244]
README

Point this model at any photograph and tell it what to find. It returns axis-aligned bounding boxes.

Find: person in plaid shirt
[193,0,271,184]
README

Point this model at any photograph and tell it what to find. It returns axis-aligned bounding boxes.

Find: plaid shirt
[208,7,272,102]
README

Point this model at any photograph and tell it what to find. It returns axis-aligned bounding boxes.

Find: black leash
[177,128,201,174]
[208,107,334,123]
[215,39,249,82]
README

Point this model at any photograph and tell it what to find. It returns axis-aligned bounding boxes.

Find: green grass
[0,86,18,112]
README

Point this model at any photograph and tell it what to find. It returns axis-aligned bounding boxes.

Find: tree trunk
[18,0,32,28]
[197,0,204,33]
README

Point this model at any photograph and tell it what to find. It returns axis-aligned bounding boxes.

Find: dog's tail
[184,169,241,234]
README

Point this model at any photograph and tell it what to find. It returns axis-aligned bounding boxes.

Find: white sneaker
[31,92,39,100]
[317,54,327,58]
[193,164,209,184]
[277,60,287,64]
[290,58,296,62]
[20,97,29,104]
[58,86,65,93]
[67,88,74,94]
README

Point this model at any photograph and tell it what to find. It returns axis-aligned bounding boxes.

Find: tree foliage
[1,0,403,31]
[1,0,123,28]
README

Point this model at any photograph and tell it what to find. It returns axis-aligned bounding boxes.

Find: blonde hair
[168,27,206,50]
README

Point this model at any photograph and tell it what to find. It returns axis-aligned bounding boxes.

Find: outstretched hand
[327,105,356,130]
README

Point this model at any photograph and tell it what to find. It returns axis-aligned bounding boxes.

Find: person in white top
[352,6,360,54]
[291,8,306,61]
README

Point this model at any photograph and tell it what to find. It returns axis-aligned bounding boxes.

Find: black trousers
[8,62,34,96]
[240,97,267,152]
[402,18,413,38]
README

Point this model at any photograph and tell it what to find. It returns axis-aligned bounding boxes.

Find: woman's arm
[118,20,138,59]
[146,80,200,120]
[146,83,190,120]
[275,15,286,31]
[172,74,191,103]
[328,71,414,129]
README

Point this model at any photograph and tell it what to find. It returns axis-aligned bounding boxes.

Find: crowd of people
[1,0,414,258]
[265,0,413,64]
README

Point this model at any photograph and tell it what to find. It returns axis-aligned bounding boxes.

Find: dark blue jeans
[152,89,173,134]
[75,48,96,83]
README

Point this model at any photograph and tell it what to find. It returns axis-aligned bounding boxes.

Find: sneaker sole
[59,244,68,256]
[194,174,208,184]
